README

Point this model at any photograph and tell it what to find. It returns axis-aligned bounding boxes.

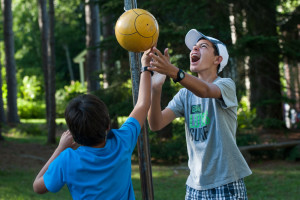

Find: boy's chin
[190,66,199,73]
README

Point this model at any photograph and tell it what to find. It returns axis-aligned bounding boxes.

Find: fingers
[152,47,163,57]
[164,48,169,58]
[149,48,162,67]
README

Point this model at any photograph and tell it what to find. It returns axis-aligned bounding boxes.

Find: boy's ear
[214,56,223,65]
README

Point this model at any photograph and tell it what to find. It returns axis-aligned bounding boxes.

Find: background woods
[0,0,299,152]
[0,1,299,199]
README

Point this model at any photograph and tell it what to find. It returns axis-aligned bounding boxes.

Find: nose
[193,45,199,51]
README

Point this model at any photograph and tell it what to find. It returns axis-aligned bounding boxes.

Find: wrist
[172,68,185,83]
[56,145,66,152]
[170,65,179,79]
[141,66,154,76]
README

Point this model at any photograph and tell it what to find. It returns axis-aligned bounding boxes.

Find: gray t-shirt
[167,77,252,190]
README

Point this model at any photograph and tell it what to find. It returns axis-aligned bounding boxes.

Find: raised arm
[147,73,176,131]
[149,47,222,99]
[33,130,76,194]
[146,48,176,131]
[128,50,152,128]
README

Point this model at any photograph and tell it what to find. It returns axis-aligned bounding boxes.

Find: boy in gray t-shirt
[146,29,252,199]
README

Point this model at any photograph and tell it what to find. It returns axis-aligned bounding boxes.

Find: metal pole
[124,1,154,199]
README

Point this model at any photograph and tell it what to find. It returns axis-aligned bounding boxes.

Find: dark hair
[199,38,220,72]
[212,42,221,72]
[64,94,110,146]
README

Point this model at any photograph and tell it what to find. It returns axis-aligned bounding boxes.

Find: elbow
[148,122,162,132]
[33,180,47,194]
[149,126,160,132]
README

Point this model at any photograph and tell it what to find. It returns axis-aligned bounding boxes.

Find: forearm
[129,71,152,127]
[33,131,75,194]
[34,147,63,181]
[179,73,210,97]
[136,71,151,109]
[148,87,164,131]
[168,68,221,98]
[33,146,64,194]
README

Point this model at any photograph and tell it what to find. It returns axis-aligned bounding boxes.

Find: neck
[92,141,106,148]
[197,72,218,83]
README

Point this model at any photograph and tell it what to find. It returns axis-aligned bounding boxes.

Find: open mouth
[191,54,200,63]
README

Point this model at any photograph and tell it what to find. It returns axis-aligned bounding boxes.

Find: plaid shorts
[185,178,248,200]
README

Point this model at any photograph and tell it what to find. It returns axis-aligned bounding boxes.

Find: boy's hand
[58,130,77,151]
[149,48,178,79]
[141,47,154,67]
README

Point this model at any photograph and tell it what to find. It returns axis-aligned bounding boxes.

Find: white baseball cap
[185,29,229,73]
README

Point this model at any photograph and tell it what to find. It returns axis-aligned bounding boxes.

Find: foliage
[286,145,300,161]
[237,96,257,131]
[0,0,299,144]
[16,75,45,118]
[133,119,187,164]
[236,133,260,146]
[4,122,47,137]
[19,75,42,101]
[94,79,133,127]
[17,99,46,119]
[10,0,86,89]
[56,81,87,117]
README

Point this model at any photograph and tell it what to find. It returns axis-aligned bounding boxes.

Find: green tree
[1,0,20,124]
[47,0,56,144]
[85,0,101,92]
[37,0,56,144]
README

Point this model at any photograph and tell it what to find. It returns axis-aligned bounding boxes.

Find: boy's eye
[200,44,207,48]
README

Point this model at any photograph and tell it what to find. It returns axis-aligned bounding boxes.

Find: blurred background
[0,0,299,199]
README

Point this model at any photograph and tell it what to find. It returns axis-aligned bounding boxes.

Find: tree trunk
[101,14,114,88]
[85,0,100,93]
[245,0,283,127]
[2,0,20,124]
[37,0,49,123]
[37,0,56,144]
[47,0,56,144]
[0,45,6,124]
[0,47,5,141]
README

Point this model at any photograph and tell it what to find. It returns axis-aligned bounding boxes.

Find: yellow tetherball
[115,9,159,52]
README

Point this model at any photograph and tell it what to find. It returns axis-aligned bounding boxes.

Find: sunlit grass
[3,135,48,144]
[0,170,71,200]
[20,118,66,124]
[1,120,299,199]
[0,159,299,199]
[246,162,300,199]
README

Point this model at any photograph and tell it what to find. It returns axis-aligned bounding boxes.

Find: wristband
[172,68,185,83]
[141,66,154,76]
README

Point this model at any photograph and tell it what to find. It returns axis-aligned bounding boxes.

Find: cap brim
[185,29,208,50]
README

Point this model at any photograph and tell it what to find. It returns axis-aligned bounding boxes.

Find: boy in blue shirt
[33,50,153,200]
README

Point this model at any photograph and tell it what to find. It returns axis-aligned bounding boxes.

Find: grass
[20,118,66,124]
[0,162,299,199]
[246,162,300,199]
[1,120,299,199]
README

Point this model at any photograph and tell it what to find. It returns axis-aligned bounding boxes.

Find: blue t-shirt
[44,117,141,200]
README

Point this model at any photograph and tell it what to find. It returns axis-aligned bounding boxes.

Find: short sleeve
[117,117,141,152]
[214,78,238,109]
[43,152,66,193]
[166,89,186,117]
